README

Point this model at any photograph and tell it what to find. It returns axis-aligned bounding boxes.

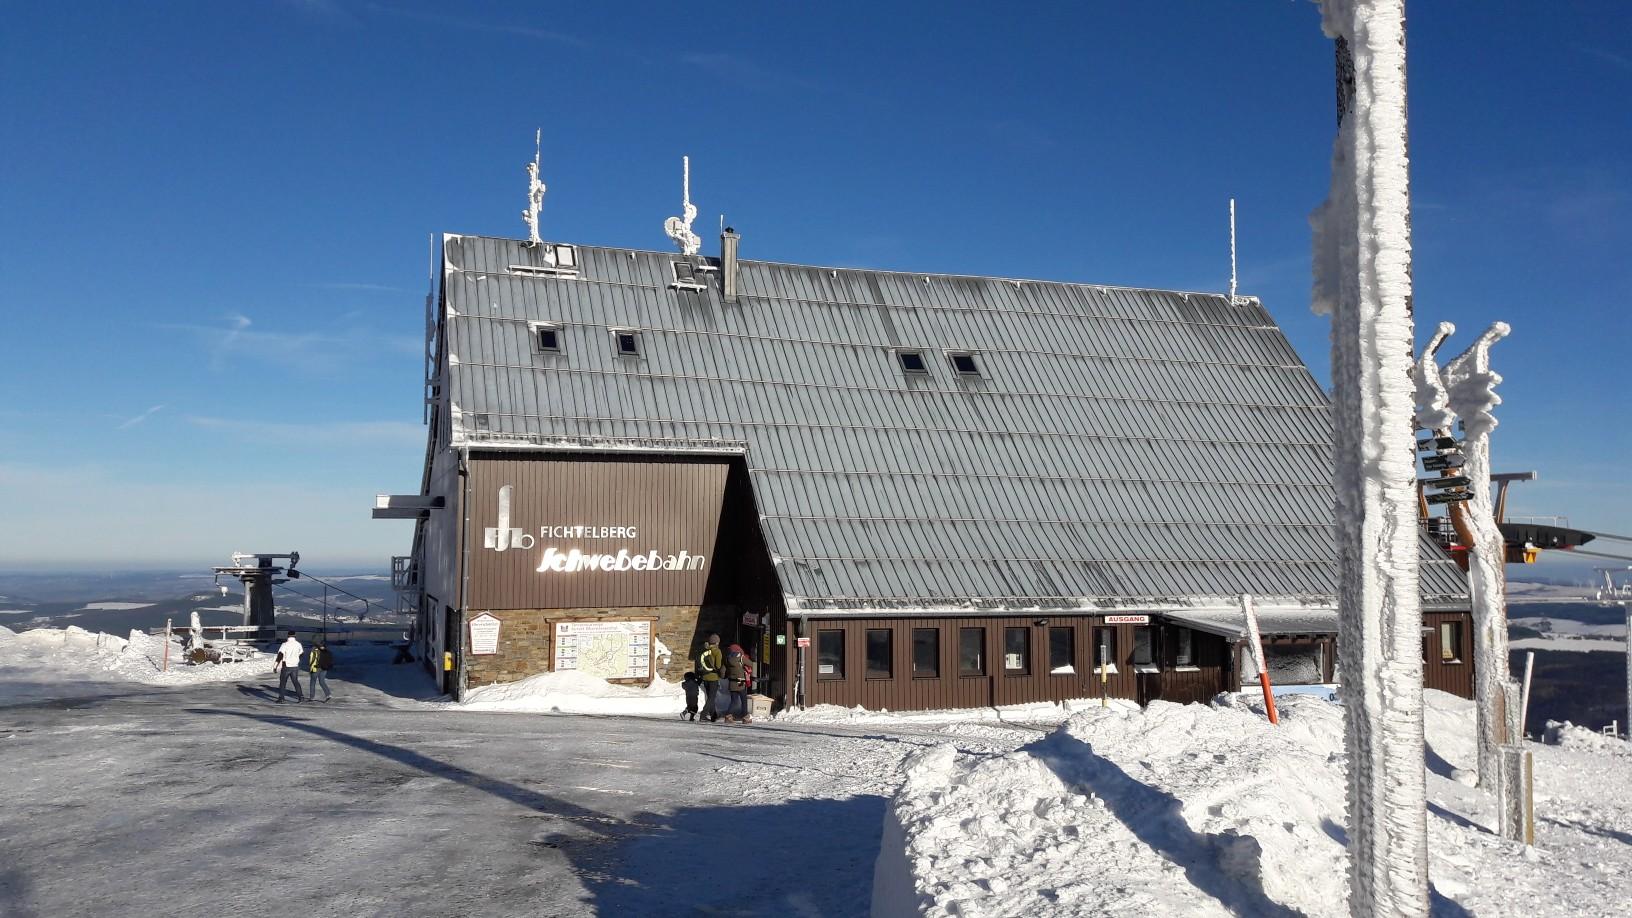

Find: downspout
[456,445,472,701]
[796,614,809,709]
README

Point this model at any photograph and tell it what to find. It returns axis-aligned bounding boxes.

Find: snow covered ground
[873,690,1632,917]
[3,627,1630,917]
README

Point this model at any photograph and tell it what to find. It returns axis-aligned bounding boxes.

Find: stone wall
[462,605,733,688]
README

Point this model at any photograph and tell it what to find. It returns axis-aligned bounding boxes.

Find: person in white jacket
[274,631,305,703]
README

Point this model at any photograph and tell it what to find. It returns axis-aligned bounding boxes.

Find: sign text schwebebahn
[481,486,707,574]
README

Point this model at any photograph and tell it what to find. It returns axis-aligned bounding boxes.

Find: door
[444,606,461,696]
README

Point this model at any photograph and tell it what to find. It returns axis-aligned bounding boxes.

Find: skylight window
[612,328,642,358]
[531,322,563,354]
[897,350,929,374]
[670,260,706,291]
[948,351,981,377]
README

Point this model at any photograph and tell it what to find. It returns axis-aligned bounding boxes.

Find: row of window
[531,323,987,377]
[897,349,983,378]
[815,625,1192,681]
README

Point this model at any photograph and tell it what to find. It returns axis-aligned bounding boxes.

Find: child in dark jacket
[680,671,701,721]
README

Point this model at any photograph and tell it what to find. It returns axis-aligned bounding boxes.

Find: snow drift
[454,669,682,717]
[873,690,1632,917]
[0,625,275,704]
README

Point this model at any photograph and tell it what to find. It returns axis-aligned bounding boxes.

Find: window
[531,322,563,354]
[1093,627,1118,674]
[817,630,844,678]
[1439,621,1463,663]
[1048,626,1075,675]
[866,629,893,679]
[897,349,929,374]
[612,328,642,357]
[1003,627,1030,674]
[671,260,705,291]
[1173,627,1195,668]
[1132,626,1155,668]
[958,628,985,675]
[948,351,981,377]
[912,628,940,677]
[551,244,576,269]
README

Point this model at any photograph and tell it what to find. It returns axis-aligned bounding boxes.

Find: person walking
[274,631,305,704]
[696,633,724,723]
[307,641,335,703]
[723,643,753,724]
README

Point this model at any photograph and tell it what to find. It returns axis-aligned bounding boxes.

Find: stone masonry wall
[463,606,713,688]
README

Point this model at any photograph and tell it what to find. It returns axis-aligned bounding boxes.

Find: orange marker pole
[1241,595,1278,725]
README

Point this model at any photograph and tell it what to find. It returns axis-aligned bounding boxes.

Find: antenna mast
[1229,198,1239,305]
[523,129,545,246]
[664,155,701,256]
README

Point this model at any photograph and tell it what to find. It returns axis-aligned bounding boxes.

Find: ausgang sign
[1104,614,1151,625]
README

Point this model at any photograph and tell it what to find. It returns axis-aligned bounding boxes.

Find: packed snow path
[0,653,1025,918]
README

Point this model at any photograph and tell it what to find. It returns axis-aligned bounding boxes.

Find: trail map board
[553,620,652,681]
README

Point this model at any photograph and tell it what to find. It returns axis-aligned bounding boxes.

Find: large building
[378,228,1474,709]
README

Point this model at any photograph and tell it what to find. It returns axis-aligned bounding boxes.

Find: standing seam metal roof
[437,234,1468,613]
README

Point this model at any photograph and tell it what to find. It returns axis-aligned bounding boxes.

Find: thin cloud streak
[366,3,590,48]
[116,405,166,430]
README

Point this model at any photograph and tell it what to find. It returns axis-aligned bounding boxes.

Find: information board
[553,620,652,681]
[469,613,501,655]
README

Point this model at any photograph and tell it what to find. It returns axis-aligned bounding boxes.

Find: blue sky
[1,1,1627,574]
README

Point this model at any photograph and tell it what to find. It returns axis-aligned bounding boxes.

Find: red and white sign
[1103,614,1151,625]
[796,636,811,648]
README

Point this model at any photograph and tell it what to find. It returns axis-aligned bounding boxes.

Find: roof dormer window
[671,261,706,292]
[530,322,563,354]
[896,349,929,375]
[612,328,643,358]
[948,351,982,377]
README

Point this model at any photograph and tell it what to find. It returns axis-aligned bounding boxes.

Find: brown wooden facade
[786,610,1477,712]
[790,614,1237,712]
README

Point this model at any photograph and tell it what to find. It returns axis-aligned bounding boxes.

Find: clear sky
[2,1,1628,574]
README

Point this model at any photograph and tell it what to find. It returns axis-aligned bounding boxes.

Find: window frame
[530,321,564,355]
[1048,625,1075,675]
[816,629,845,679]
[911,628,941,678]
[865,628,894,680]
[1173,627,1197,670]
[896,349,930,375]
[958,627,986,677]
[1132,626,1158,672]
[610,327,643,358]
[1092,626,1119,675]
[947,350,982,377]
[1439,620,1464,664]
[1002,626,1030,676]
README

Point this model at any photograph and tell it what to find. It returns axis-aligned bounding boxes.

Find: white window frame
[946,350,983,377]
[896,348,930,375]
[529,321,564,355]
[610,327,643,358]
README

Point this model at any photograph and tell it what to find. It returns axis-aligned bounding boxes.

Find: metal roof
[437,233,1469,613]
[1164,608,1342,640]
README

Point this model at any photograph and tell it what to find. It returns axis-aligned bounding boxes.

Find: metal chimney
[721,227,740,303]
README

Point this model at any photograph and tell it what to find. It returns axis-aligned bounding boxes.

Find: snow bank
[454,670,683,717]
[873,694,1349,917]
[0,625,274,703]
[779,697,1136,728]
[1544,721,1632,757]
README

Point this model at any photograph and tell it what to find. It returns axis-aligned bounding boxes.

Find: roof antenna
[1229,198,1240,305]
[664,155,701,256]
[523,129,545,246]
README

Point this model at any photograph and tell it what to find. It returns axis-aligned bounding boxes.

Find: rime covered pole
[523,129,546,246]
[1310,1,1429,914]
[1241,594,1279,725]
[1443,322,1513,786]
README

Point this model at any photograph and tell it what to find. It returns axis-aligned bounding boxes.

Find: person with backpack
[307,641,335,703]
[695,633,724,723]
[722,643,753,724]
[273,631,305,704]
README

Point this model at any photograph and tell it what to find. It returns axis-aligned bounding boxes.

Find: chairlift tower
[213,552,300,632]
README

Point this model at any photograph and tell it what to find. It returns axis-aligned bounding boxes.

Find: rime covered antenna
[1413,321,1457,433]
[664,155,702,256]
[523,129,546,246]
[1229,198,1239,306]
